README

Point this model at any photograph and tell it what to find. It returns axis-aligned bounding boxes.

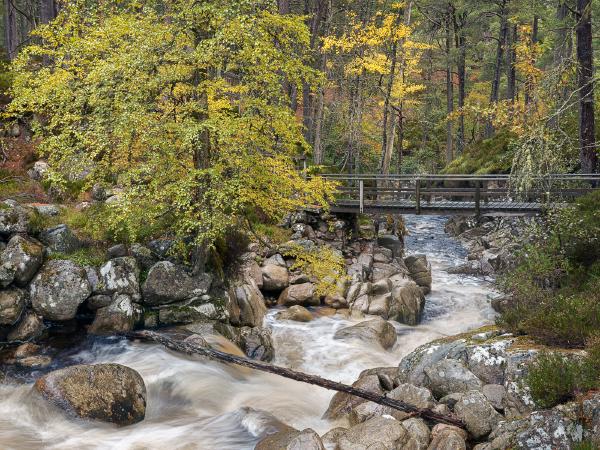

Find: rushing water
[0,215,497,450]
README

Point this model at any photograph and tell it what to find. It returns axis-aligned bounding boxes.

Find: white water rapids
[0,215,497,450]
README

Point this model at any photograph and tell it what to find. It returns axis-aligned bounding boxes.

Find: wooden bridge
[321,174,600,216]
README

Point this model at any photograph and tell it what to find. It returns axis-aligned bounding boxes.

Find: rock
[277,282,317,307]
[454,390,502,439]
[31,204,61,216]
[276,305,313,322]
[424,359,483,398]
[398,339,467,386]
[0,203,31,237]
[7,311,44,342]
[404,255,432,294]
[261,264,289,291]
[229,282,267,327]
[142,261,212,305]
[27,161,49,181]
[0,260,15,288]
[334,317,397,349]
[583,393,600,444]
[428,424,467,450]
[372,262,402,282]
[18,355,52,369]
[89,295,141,335]
[240,258,264,289]
[403,418,431,450]
[264,254,286,267]
[98,257,140,299]
[236,326,274,361]
[130,244,157,271]
[34,363,146,426]
[324,374,384,420]
[158,300,225,325]
[91,183,108,201]
[321,427,348,448]
[107,244,128,259]
[389,274,426,325]
[256,428,325,450]
[509,408,584,450]
[14,342,41,359]
[0,235,44,286]
[0,287,27,326]
[147,239,174,260]
[39,224,82,254]
[377,234,403,258]
[86,294,113,310]
[337,416,414,450]
[30,260,92,321]
[482,384,506,411]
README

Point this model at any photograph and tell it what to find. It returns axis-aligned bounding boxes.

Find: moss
[48,247,107,267]
[443,131,515,174]
[252,222,292,244]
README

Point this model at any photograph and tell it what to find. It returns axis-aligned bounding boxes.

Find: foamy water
[0,215,497,449]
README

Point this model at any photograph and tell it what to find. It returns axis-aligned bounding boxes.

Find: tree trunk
[40,0,58,24]
[576,0,597,173]
[445,7,454,164]
[4,0,18,60]
[396,106,404,174]
[524,16,538,105]
[453,11,467,155]
[506,24,517,102]
[277,0,290,14]
[485,1,508,138]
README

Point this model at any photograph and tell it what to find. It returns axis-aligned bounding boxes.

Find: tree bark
[575,0,597,173]
[453,10,467,155]
[445,6,454,164]
[485,0,508,138]
[125,330,466,428]
[506,24,517,102]
[4,0,18,60]
[39,0,58,24]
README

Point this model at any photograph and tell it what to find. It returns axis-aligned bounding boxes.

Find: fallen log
[124,330,465,428]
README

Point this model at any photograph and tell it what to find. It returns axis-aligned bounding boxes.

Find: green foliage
[573,442,599,450]
[252,222,293,245]
[48,247,107,267]
[444,132,514,174]
[9,0,335,253]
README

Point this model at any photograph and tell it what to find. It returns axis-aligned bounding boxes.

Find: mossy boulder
[1,234,44,286]
[34,363,146,426]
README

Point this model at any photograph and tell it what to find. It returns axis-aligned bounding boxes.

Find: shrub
[48,248,107,267]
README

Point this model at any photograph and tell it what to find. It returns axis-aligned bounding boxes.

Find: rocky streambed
[1,211,598,449]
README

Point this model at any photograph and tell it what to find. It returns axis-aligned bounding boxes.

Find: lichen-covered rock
[424,359,483,398]
[403,418,431,450]
[229,281,267,327]
[39,224,82,254]
[582,392,600,444]
[142,261,212,305]
[334,317,397,349]
[0,203,31,237]
[276,305,313,322]
[30,260,92,321]
[389,274,426,325]
[130,243,158,271]
[404,254,432,294]
[277,282,317,307]
[236,326,274,361]
[337,416,415,450]
[261,264,289,291]
[98,257,140,299]
[158,300,226,325]
[27,160,49,181]
[88,295,142,335]
[34,363,146,426]
[7,311,44,342]
[0,287,27,326]
[1,235,44,286]
[256,428,325,450]
[428,424,467,450]
[86,294,113,310]
[324,374,384,420]
[454,390,502,439]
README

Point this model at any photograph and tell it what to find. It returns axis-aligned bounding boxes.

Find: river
[0,215,497,450]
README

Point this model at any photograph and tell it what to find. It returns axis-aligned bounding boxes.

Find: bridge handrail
[319,173,600,182]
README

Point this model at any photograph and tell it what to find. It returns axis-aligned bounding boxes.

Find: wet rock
[30,260,92,321]
[428,424,467,450]
[1,235,44,286]
[158,300,225,325]
[236,326,274,361]
[454,390,502,439]
[277,282,317,307]
[7,311,44,342]
[324,374,384,420]
[142,261,212,305]
[334,317,397,349]
[34,363,146,426]
[403,417,431,450]
[18,355,52,369]
[404,254,432,294]
[0,287,27,326]
[261,264,289,291]
[256,428,325,450]
[389,274,426,325]
[86,294,113,310]
[89,294,142,335]
[424,359,483,398]
[39,224,82,254]
[130,243,157,271]
[229,281,267,327]
[276,305,312,322]
[14,342,41,359]
[321,427,348,448]
[377,234,403,258]
[337,416,414,450]
[98,257,140,299]
[0,203,32,238]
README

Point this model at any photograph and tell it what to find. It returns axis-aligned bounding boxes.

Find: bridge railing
[319,174,600,214]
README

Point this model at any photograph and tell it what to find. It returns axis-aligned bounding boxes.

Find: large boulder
[276,305,313,322]
[229,281,267,327]
[428,424,467,450]
[324,374,385,420]
[34,363,146,426]
[403,418,431,450]
[261,264,289,291]
[454,390,502,439]
[30,260,92,321]
[142,261,212,305]
[278,282,318,307]
[98,257,140,299]
[404,254,432,294]
[389,274,426,325]
[256,428,325,450]
[337,416,416,450]
[0,287,27,326]
[424,359,483,398]
[88,294,142,335]
[1,235,44,286]
[39,224,82,254]
[377,234,404,258]
[158,300,226,325]
[334,317,397,349]
[0,203,31,237]
[130,243,158,271]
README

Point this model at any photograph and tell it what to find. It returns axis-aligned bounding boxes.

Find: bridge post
[359,180,364,214]
[475,182,481,217]
[415,179,421,215]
